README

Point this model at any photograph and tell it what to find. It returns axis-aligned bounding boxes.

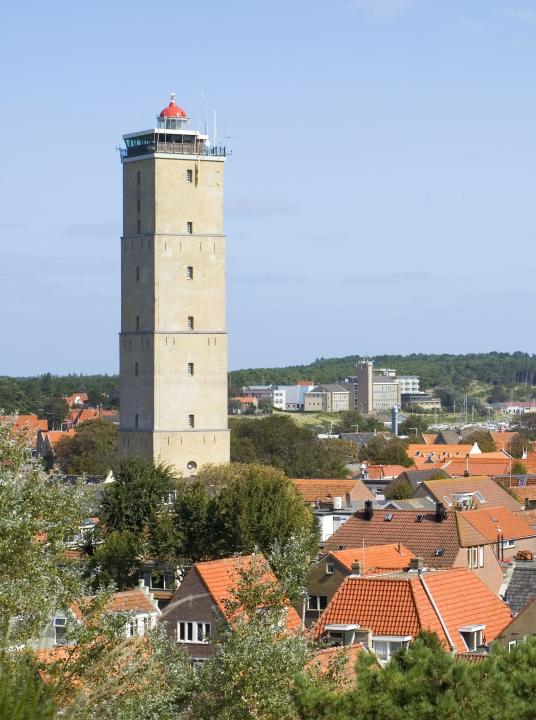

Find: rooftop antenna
[203,88,208,137]
[213,110,217,148]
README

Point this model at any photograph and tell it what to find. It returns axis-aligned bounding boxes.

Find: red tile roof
[421,476,521,512]
[71,588,158,619]
[314,568,511,651]
[408,444,474,460]
[364,465,414,480]
[490,432,518,452]
[443,458,513,477]
[291,478,373,503]
[457,507,536,543]
[309,643,367,682]
[0,414,48,440]
[46,429,76,446]
[328,543,415,574]
[194,555,301,631]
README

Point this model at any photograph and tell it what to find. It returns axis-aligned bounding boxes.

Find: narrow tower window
[137,170,141,186]
[186,169,193,183]
[135,414,139,429]
[187,316,194,330]
[137,198,141,213]
[187,362,194,376]
[136,266,140,282]
[135,362,139,377]
[137,220,141,234]
[188,414,195,428]
[186,266,194,280]
[136,316,140,331]
[186,222,193,234]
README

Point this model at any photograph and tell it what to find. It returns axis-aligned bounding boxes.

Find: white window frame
[459,625,485,652]
[177,621,211,644]
[508,640,517,652]
[53,617,68,646]
[371,635,412,662]
[326,561,334,575]
[307,595,328,611]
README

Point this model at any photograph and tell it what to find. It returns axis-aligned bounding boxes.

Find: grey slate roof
[505,562,536,615]
[395,469,450,491]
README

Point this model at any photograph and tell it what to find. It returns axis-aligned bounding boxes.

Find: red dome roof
[159,93,187,118]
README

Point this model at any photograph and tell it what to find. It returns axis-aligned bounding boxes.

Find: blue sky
[1,0,535,375]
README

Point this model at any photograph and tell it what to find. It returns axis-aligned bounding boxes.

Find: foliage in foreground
[295,633,536,720]
[0,420,84,645]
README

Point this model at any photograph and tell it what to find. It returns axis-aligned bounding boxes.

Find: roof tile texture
[329,544,415,574]
[291,478,373,503]
[194,555,301,631]
[315,568,511,650]
[324,509,464,567]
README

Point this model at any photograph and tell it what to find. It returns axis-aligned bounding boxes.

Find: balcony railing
[120,143,228,160]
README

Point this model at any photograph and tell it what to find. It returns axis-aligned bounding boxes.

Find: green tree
[54,420,118,474]
[333,411,383,434]
[173,479,215,562]
[205,464,318,559]
[230,415,348,478]
[190,555,311,720]
[100,457,178,538]
[463,430,496,452]
[398,414,431,439]
[0,653,57,720]
[169,466,318,566]
[40,396,69,430]
[384,478,413,500]
[508,432,531,458]
[86,529,141,591]
[0,420,84,645]
[511,461,528,475]
[358,435,412,467]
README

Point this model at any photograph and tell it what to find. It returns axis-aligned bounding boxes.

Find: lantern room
[157,93,189,130]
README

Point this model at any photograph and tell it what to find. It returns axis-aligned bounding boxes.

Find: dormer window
[325,623,360,647]
[459,624,485,652]
[326,561,334,575]
[372,636,411,662]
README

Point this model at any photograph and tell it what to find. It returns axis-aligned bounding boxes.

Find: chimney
[435,502,446,523]
[364,500,373,520]
[350,561,361,576]
[410,557,424,570]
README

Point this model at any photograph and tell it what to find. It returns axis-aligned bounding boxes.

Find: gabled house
[0,414,48,448]
[313,568,512,662]
[504,560,536,615]
[324,503,505,593]
[161,555,301,665]
[303,543,415,627]
[494,597,536,650]
[457,507,536,560]
[291,478,373,542]
[416,476,521,512]
[36,428,75,460]
[34,582,161,650]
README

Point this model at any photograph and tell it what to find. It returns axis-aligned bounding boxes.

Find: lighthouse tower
[118,94,230,475]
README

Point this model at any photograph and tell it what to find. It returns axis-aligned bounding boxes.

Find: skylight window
[434,548,445,557]
[416,514,424,523]
[384,513,393,522]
